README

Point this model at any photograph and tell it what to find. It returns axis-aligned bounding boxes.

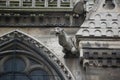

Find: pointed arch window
[0,30,74,80]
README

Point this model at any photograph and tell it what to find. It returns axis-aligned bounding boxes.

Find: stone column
[19,0,23,7]
[57,0,61,7]
[44,0,48,7]
[32,0,36,7]
[79,42,83,58]
[70,15,73,26]
[6,0,10,7]
[70,0,73,8]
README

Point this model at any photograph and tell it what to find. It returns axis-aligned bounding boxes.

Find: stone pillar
[19,0,23,7]
[57,0,61,7]
[61,17,65,25]
[79,42,83,58]
[44,0,48,7]
[6,0,10,7]
[32,0,36,7]
[70,15,73,26]
[70,0,73,8]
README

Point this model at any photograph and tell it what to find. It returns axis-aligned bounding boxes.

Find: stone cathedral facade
[0,0,120,80]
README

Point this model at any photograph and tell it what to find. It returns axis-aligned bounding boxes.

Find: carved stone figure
[55,27,79,58]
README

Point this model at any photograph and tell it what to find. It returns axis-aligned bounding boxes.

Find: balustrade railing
[0,0,73,8]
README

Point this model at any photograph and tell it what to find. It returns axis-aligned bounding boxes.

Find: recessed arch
[89,22,95,28]
[82,30,89,36]
[106,14,112,20]
[95,14,101,20]
[106,30,113,36]
[101,22,107,28]
[94,30,102,36]
[112,22,118,28]
[0,30,75,80]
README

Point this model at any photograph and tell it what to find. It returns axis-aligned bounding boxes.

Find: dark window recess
[98,60,103,63]
[65,17,70,26]
[84,52,89,55]
[89,61,93,64]
[23,17,27,23]
[15,17,19,23]
[39,17,44,23]
[116,60,120,64]
[84,52,89,58]
[5,17,10,22]
[31,17,35,23]
[57,17,60,25]
[4,57,25,72]
[93,52,98,55]
[112,52,116,55]
[102,52,107,55]
[107,60,112,63]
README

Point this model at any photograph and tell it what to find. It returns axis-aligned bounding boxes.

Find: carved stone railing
[0,0,73,8]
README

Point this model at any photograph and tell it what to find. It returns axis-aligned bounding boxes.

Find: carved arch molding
[0,30,75,80]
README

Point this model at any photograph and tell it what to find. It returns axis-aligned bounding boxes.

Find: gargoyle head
[54,27,64,36]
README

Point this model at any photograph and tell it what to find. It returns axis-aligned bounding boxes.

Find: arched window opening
[4,57,26,72]
[0,30,74,80]
[2,56,51,80]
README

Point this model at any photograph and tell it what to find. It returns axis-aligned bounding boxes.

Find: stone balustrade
[0,0,73,8]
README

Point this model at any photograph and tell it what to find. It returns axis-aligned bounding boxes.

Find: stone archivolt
[0,30,75,80]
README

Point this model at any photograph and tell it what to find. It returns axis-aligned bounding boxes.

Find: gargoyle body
[55,27,79,58]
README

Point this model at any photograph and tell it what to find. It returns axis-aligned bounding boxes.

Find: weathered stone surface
[76,0,120,79]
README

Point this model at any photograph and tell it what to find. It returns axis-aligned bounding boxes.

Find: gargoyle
[54,27,79,58]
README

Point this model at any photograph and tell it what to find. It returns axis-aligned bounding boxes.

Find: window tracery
[0,55,54,80]
[0,30,75,80]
